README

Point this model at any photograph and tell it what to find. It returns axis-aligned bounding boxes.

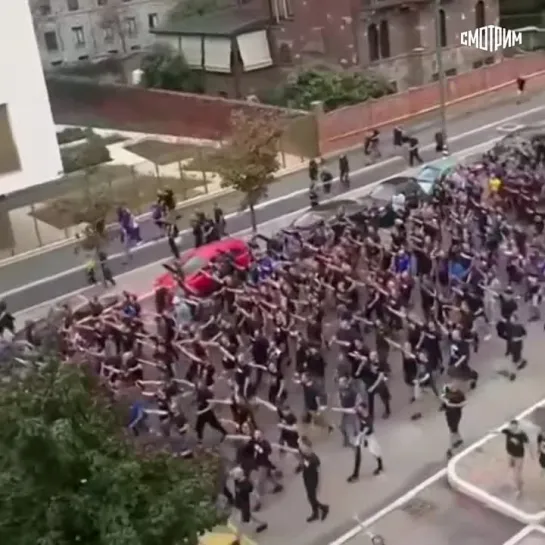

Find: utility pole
[434,0,449,155]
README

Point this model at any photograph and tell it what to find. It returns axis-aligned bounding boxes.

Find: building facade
[0,0,62,196]
[265,0,500,90]
[31,0,177,68]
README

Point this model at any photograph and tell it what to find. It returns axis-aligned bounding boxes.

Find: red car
[154,238,251,296]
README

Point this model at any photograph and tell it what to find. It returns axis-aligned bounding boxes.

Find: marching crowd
[5,128,545,543]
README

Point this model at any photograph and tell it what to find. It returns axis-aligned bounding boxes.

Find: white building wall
[32,0,176,67]
[0,0,62,195]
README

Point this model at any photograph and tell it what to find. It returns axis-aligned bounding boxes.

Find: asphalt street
[4,91,545,312]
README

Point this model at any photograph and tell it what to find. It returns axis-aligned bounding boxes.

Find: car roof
[381,176,417,187]
[183,238,247,261]
[310,199,361,212]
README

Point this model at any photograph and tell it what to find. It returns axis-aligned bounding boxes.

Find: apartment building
[264,0,501,89]
[31,0,177,67]
[1,0,62,196]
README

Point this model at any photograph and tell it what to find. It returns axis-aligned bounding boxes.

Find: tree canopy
[263,69,395,112]
[212,110,283,230]
[0,358,223,545]
[141,45,204,94]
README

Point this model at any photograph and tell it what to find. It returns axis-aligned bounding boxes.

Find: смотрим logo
[461,25,522,52]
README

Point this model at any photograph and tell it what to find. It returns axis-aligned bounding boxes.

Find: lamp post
[434,0,449,154]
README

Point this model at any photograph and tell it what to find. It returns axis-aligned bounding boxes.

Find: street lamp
[434,0,448,154]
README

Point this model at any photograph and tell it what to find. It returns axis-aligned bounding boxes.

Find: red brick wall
[46,77,305,140]
[318,54,545,155]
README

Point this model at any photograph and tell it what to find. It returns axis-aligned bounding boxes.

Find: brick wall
[318,53,545,155]
[46,77,305,140]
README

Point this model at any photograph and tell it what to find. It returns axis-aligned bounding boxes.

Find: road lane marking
[13,136,502,321]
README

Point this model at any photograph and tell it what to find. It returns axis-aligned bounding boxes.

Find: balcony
[360,0,432,12]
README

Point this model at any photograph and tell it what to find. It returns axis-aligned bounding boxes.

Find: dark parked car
[360,176,427,228]
[290,199,367,230]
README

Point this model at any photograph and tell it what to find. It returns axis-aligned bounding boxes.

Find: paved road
[12,133,505,323]
[11,123,545,544]
[4,92,545,311]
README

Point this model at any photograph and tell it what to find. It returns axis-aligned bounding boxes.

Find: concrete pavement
[4,92,545,311]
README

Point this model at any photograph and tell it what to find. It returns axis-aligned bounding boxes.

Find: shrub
[56,127,87,145]
[61,135,111,173]
[262,70,396,112]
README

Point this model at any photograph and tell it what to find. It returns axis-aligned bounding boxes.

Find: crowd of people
[5,127,545,543]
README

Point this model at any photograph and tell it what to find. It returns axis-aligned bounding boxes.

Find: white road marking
[13,136,500,321]
[329,398,545,545]
[502,525,545,545]
[3,102,544,298]
[13,138,499,321]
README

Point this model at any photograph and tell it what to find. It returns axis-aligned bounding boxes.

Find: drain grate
[400,497,437,518]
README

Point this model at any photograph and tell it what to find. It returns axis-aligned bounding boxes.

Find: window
[97,0,107,5]
[148,13,158,29]
[367,23,379,62]
[439,9,447,47]
[125,17,137,37]
[284,0,294,18]
[475,0,485,28]
[44,31,59,51]
[38,1,51,15]
[67,0,79,11]
[379,20,390,58]
[0,104,21,176]
[445,67,457,77]
[268,0,293,21]
[72,26,85,46]
[103,26,114,42]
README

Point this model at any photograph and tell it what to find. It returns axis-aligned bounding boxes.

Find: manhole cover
[400,498,436,518]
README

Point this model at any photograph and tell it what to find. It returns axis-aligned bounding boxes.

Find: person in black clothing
[194,381,227,443]
[248,429,283,509]
[309,181,319,207]
[320,167,333,195]
[393,126,404,148]
[347,403,383,481]
[229,466,268,545]
[0,301,15,338]
[364,129,380,156]
[441,382,466,458]
[339,154,350,189]
[166,220,180,260]
[213,203,227,237]
[297,436,329,522]
[500,419,528,495]
[516,76,526,103]
[434,131,445,153]
[505,314,527,381]
[308,158,319,183]
[408,136,423,166]
[536,430,545,472]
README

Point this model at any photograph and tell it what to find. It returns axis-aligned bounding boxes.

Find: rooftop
[152,7,269,37]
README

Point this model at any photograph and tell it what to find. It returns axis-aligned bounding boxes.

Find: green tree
[141,45,204,93]
[212,110,283,232]
[0,358,223,545]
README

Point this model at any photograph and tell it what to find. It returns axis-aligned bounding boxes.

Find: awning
[180,35,203,68]
[237,30,273,71]
[204,37,231,73]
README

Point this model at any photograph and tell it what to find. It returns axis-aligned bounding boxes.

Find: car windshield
[293,212,325,228]
[181,256,208,275]
[417,166,441,183]
[370,184,397,201]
